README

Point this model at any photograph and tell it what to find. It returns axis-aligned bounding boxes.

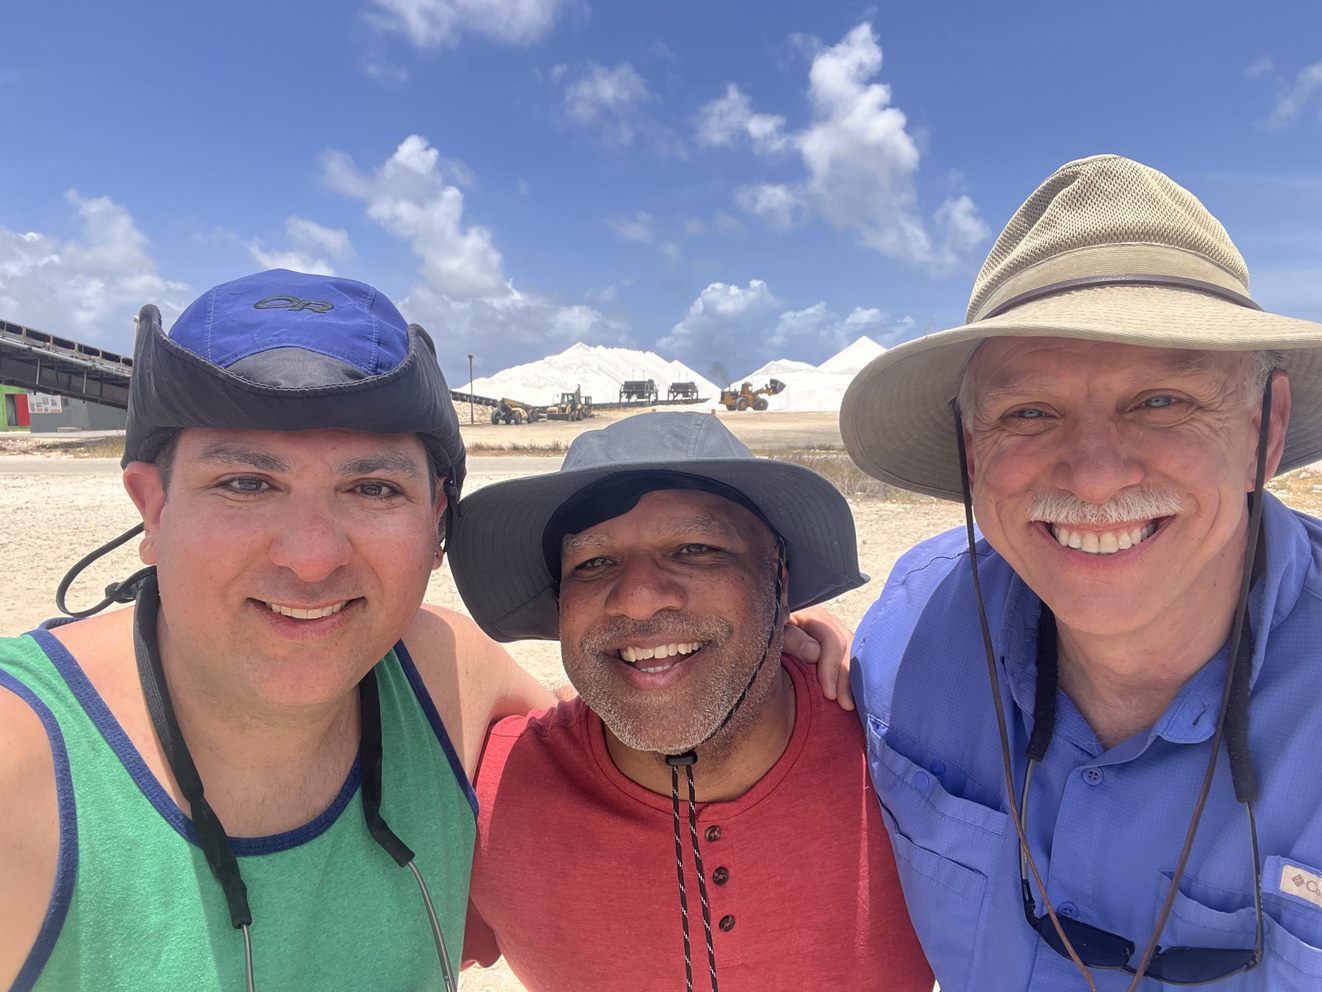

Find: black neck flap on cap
[541,471,782,587]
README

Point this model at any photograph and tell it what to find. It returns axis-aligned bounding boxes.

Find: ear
[1253,370,1293,486]
[122,462,167,565]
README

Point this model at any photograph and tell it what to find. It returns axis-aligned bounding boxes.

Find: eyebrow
[561,513,742,555]
[976,354,1232,406]
[195,443,422,479]
[336,453,423,479]
[196,442,291,473]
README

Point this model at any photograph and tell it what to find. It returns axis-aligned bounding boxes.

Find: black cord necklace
[131,571,457,991]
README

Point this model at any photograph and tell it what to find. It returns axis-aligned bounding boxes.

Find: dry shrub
[765,448,930,502]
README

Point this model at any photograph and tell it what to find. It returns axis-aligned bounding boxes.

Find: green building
[0,385,31,431]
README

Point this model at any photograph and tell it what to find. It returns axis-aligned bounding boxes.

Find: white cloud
[367,0,567,49]
[607,211,655,243]
[768,301,914,356]
[694,83,789,153]
[250,217,354,275]
[1268,61,1322,129]
[324,134,506,298]
[0,190,189,348]
[703,22,988,271]
[560,62,652,146]
[659,279,780,359]
[325,134,627,370]
[684,211,744,237]
[1245,56,1275,80]
[658,278,912,370]
[734,183,805,231]
[363,60,408,84]
[934,195,990,255]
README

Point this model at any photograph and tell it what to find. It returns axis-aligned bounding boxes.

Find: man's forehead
[970,336,1244,388]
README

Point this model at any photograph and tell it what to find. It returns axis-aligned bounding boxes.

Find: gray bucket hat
[449,411,866,641]
[840,154,1322,501]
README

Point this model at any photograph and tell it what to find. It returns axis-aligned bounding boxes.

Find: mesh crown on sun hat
[123,268,466,492]
[840,153,1322,501]
[966,154,1252,322]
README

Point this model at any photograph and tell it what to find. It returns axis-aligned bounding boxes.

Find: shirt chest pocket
[865,716,1009,990]
[1157,867,1322,992]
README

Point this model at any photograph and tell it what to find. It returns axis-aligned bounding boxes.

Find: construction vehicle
[667,381,699,401]
[619,379,658,403]
[544,386,593,421]
[718,378,786,412]
[490,398,540,425]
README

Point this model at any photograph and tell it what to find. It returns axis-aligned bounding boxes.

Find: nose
[266,495,353,583]
[603,555,686,621]
[1050,410,1145,505]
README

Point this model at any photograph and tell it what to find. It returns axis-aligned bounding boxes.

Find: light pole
[467,353,475,425]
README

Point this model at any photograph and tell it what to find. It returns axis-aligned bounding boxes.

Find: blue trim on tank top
[26,627,362,856]
[0,669,79,992]
[394,640,480,820]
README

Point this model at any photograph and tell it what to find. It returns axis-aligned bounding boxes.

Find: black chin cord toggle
[665,750,719,992]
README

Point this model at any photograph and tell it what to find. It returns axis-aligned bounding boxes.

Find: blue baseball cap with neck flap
[123,268,466,492]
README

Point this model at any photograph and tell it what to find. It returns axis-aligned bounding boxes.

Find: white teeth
[620,642,702,664]
[267,601,347,620]
[1049,522,1162,556]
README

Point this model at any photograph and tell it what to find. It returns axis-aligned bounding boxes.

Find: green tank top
[1,627,476,992]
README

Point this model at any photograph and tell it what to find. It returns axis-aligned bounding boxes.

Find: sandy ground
[3,415,1321,990]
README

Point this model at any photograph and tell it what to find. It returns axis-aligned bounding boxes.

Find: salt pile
[734,336,885,412]
[460,342,720,406]
[463,336,885,413]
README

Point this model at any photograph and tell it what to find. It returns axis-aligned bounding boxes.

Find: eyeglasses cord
[951,375,1272,990]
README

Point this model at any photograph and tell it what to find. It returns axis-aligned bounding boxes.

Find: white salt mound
[462,335,887,413]
[733,336,886,412]
[460,342,720,406]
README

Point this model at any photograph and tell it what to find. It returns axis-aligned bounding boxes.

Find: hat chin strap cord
[663,536,788,992]
[131,571,458,992]
[55,523,154,619]
[951,376,1270,991]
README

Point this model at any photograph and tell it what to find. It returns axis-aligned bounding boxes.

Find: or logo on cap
[253,296,335,313]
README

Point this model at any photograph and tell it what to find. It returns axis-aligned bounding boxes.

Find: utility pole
[467,353,475,425]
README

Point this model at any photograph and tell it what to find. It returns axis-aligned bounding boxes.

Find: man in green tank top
[0,271,556,992]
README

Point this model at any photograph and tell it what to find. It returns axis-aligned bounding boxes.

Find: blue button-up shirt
[853,493,1322,991]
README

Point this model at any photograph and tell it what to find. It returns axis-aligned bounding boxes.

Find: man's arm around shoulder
[0,686,62,990]
[404,606,556,779]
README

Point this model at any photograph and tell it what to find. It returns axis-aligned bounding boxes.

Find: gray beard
[568,589,781,756]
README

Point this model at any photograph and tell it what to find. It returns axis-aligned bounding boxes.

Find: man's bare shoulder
[402,606,555,777]
[0,684,62,988]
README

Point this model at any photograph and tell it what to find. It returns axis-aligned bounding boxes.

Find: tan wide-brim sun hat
[840,154,1322,501]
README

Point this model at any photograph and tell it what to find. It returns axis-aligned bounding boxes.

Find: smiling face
[123,428,445,712]
[557,488,784,755]
[962,337,1289,641]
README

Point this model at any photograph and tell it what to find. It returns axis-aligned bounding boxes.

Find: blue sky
[2,0,1320,383]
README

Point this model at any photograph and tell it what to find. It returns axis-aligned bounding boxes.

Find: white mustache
[1028,489,1185,526]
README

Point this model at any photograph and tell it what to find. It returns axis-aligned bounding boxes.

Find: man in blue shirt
[839,155,1322,990]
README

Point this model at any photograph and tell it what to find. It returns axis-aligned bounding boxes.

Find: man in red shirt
[449,412,933,992]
